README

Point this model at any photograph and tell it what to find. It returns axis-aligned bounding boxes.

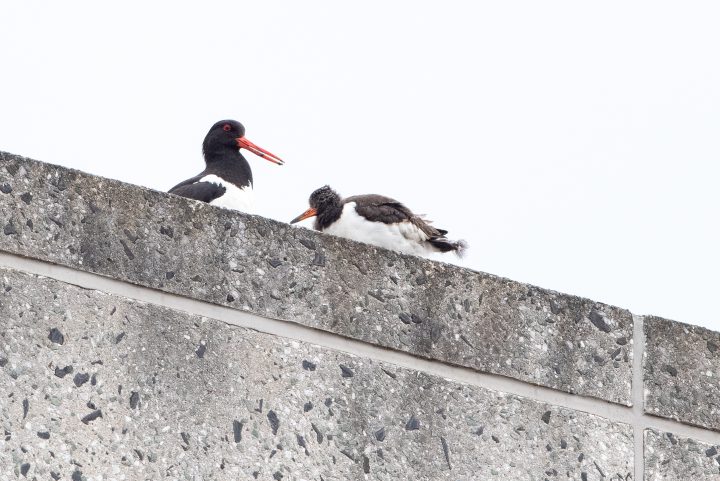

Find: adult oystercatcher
[169,120,283,212]
[290,185,467,257]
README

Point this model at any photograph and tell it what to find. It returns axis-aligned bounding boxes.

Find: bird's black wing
[346,194,446,238]
[168,174,226,204]
[346,194,412,223]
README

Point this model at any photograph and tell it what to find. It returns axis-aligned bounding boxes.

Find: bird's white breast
[200,174,254,213]
[323,202,431,255]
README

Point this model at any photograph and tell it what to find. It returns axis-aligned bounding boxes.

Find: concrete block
[0,152,634,404]
[645,429,720,480]
[0,267,633,480]
[644,315,720,431]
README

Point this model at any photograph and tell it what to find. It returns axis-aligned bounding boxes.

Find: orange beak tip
[237,136,284,166]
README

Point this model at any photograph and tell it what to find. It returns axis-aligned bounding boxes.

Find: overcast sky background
[1,2,718,330]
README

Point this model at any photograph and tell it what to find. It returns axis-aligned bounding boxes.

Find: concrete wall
[0,151,718,480]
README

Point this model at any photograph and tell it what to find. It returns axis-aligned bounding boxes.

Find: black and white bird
[290,186,466,257]
[169,120,283,212]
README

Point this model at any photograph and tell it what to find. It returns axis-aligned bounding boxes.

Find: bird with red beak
[169,119,283,213]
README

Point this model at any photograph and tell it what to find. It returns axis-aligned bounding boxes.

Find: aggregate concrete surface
[644,430,720,480]
[644,316,720,432]
[0,268,634,480]
[0,152,633,404]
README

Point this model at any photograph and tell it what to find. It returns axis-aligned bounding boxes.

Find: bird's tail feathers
[452,239,468,258]
[428,237,468,258]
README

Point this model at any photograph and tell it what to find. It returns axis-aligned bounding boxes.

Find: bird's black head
[308,185,341,210]
[202,119,284,165]
[202,120,245,158]
[290,185,343,227]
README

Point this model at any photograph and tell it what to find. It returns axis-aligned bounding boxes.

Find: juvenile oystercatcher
[169,120,283,212]
[290,185,467,257]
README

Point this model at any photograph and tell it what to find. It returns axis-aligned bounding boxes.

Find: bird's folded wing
[348,194,446,239]
[348,195,413,224]
[169,180,226,204]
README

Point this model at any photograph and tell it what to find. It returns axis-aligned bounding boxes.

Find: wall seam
[633,314,646,481]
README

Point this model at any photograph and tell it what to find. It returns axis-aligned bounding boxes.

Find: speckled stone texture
[0,268,633,480]
[644,316,720,432]
[644,430,720,480]
[0,152,633,404]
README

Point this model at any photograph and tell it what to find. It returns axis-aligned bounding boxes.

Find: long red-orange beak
[290,207,317,224]
[236,136,284,165]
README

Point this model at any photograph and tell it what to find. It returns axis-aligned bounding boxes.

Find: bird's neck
[203,149,253,188]
[315,200,344,230]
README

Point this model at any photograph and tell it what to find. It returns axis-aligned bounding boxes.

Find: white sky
[1,2,718,331]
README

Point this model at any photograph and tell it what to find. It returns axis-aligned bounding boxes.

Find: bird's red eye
[223,124,231,132]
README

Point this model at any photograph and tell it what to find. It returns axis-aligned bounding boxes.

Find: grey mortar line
[1,251,720,448]
[633,314,645,481]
